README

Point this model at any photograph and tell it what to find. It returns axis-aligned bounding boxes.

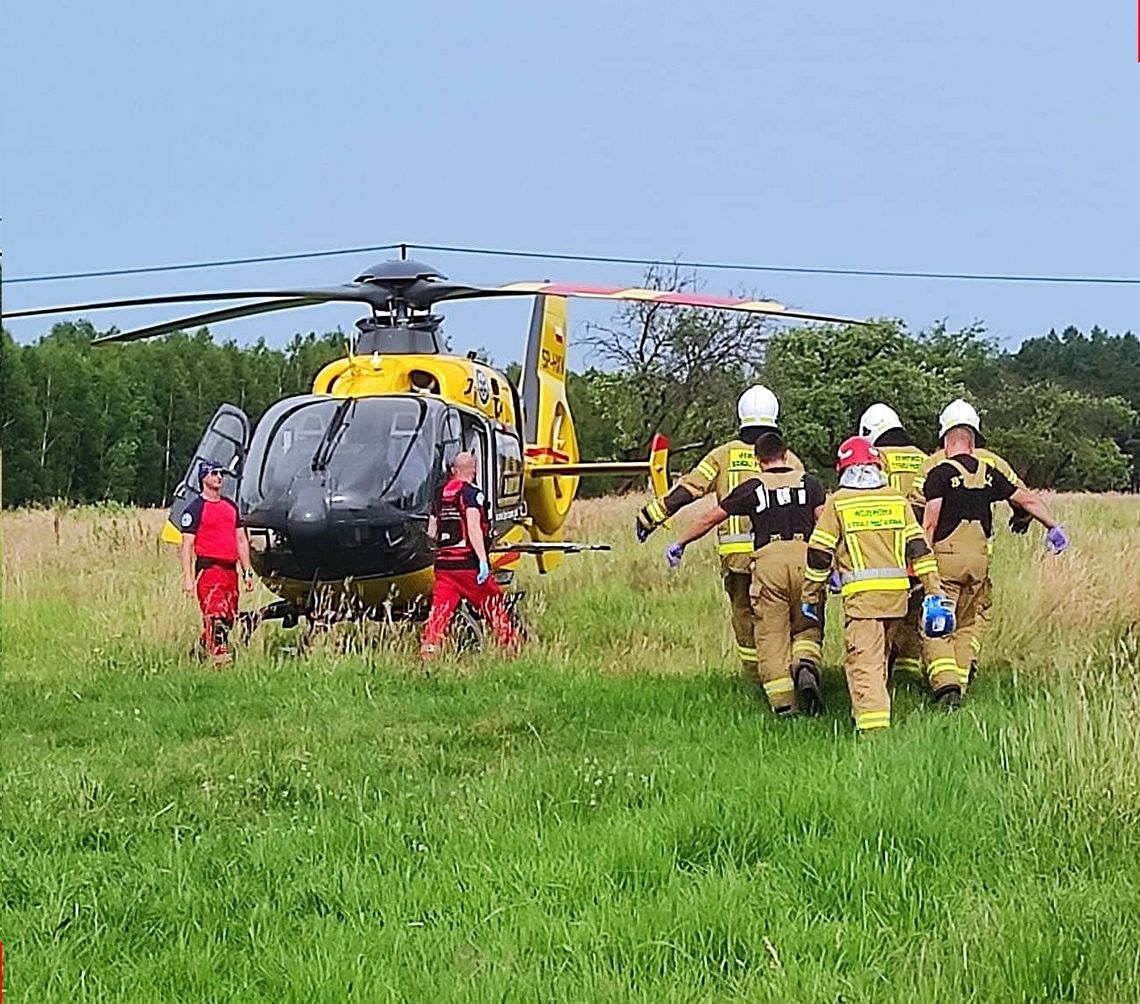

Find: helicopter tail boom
[527,433,670,493]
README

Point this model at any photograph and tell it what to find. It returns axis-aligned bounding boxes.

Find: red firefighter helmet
[836,435,881,472]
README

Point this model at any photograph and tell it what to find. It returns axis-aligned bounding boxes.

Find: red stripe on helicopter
[492,552,521,570]
[526,446,571,462]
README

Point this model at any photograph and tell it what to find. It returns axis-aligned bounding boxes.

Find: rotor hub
[353,259,446,286]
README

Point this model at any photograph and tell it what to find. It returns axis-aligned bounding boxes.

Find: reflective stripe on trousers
[839,566,911,596]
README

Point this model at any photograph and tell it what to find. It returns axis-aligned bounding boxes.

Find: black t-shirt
[721,468,825,548]
[923,454,1016,542]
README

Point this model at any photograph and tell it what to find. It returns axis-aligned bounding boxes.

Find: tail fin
[521,296,579,552]
[519,297,671,572]
[648,433,670,501]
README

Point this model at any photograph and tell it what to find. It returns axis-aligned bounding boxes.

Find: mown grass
[2,494,1139,1002]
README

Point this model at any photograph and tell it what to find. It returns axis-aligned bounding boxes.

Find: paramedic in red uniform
[179,461,254,666]
[420,452,519,657]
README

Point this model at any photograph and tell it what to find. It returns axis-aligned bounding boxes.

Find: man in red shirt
[179,461,254,667]
[420,452,519,658]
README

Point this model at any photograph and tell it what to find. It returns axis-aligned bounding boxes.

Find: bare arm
[922,498,943,542]
[426,515,438,541]
[1009,487,1058,529]
[180,534,196,592]
[237,529,254,589]
[465,507,489,564]
[237,529,252,572]
[675,505,730,547]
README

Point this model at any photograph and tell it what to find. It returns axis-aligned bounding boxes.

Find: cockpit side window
[496,429,524,509]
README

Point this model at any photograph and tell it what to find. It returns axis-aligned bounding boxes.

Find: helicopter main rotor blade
[3,285,388,321]
[92,298,326,345]
[432,281,868,325]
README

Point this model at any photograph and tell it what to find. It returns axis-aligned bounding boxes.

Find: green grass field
[3,494,1139,1002]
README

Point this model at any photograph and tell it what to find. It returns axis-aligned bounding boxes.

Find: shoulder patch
[180,512,193,528]
[475,490,485,507]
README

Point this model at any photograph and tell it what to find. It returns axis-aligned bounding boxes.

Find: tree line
[1,309,1137,508]
[568,300,1139,493]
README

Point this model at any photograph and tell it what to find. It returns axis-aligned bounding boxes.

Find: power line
[8,240,1140,287]
[6,243,404,285]
[414,243,1140,286]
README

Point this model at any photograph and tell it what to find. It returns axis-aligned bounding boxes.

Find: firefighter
[635,385,802,681]
[179,461,254,667]
[420,452,519,657]
[858,403,928,681]
[920,400,1068,703]
[803,437,952,733]
[664,429,826,715]
[910,410,1031,682]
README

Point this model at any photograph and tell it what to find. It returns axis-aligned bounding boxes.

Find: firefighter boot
[933,684,961,711]
[793,659,824,715]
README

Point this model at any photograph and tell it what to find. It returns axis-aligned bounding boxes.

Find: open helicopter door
[159,404,251,545]
[520,296,671,573]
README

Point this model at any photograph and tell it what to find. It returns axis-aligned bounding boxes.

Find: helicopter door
[460,414,493,509]
[161,404,251,544]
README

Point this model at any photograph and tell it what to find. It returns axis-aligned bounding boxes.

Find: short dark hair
[740,424,783,446]
[754,431,786,463]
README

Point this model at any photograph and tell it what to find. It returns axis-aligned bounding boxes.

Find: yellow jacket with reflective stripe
[804,486,941,618]
[910,446,1022,506]
[677,440,804,564]
[877,445,928,498]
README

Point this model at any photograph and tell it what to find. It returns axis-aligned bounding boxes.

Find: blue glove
[636,519,652,544]
[827,570,842,594]
[476,559,491,585]
[922,594,956,638]
[801,601,821,623]
[665,542,685,568]
[1045,525,1068,554]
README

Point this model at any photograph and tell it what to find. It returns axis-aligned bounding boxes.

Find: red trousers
[421,567,519,655]
[196,564,239,658]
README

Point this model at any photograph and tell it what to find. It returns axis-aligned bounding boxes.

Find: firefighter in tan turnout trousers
[636,385,802,680]
[919,400,1068,703]
[803,437,951,733]
[665,430,826,715]
[858,403,929,682]
[911,427,1029,681]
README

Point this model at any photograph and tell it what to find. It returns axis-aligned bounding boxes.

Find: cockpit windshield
[241,395,453,516]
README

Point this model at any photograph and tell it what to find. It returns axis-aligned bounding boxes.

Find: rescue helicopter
[8,257,863,639]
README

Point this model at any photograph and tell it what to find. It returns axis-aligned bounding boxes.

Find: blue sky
[4,0,1139,367]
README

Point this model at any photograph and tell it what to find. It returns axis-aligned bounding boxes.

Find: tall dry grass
[3,493,1140,1002]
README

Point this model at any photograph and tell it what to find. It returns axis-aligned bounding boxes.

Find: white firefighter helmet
[858,403,903,444]
[938,398,983,440]
[737,384,780,429]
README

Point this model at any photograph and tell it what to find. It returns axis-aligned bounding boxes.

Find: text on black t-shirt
[923,454,1016,541]
[720,468,825,548]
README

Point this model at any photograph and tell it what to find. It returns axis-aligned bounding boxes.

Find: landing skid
[248,591,529,653]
